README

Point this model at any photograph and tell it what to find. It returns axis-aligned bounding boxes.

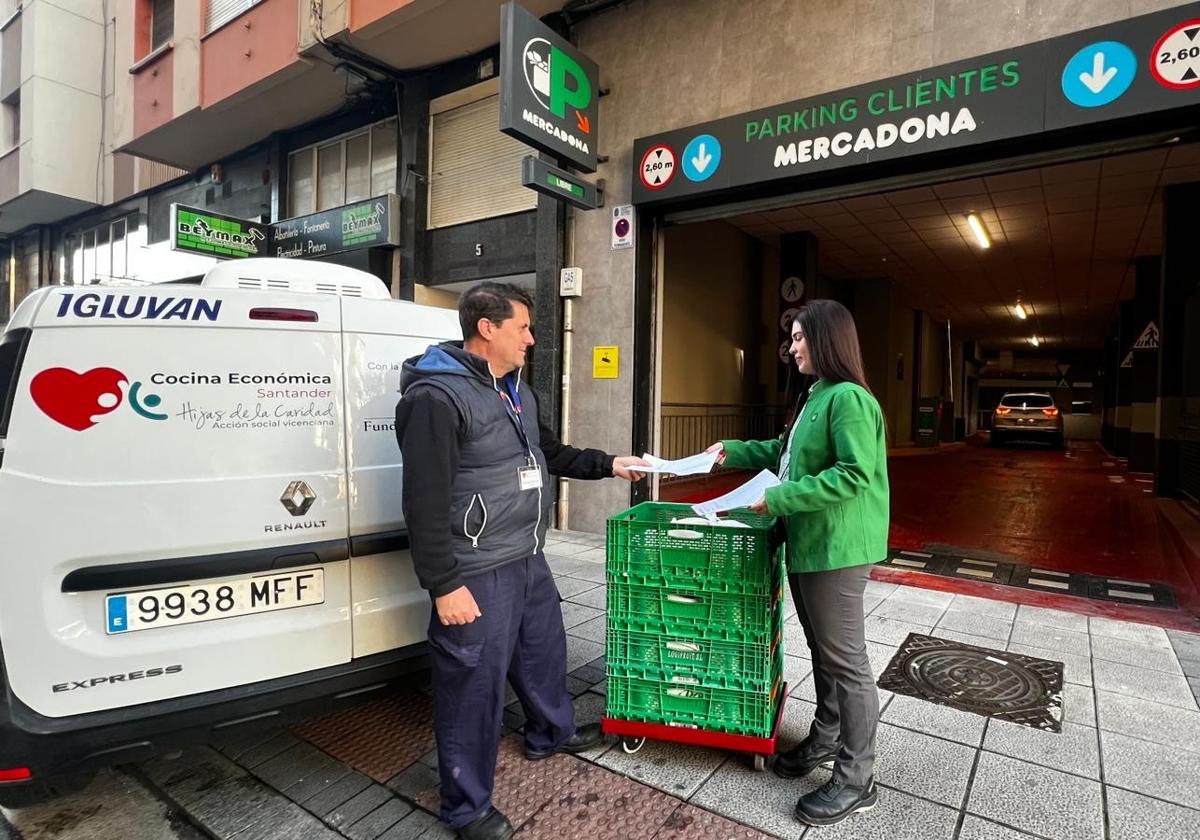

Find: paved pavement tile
[1100,729,1200,809]
[948,595,1018,620]
[1062,683,1096,728]
[862,616,933,647]
[1008,621,1091,657]
[385,763,441,801]
[934,609,1014,641]
[553,575,600,599]
[251,741,343,794]
[377,810,451,839]
[515,762,678,840]
[1105,786,1200,840]
[343,798,413,840]
[1006,643,1092,687]
[689,756,815,839]
[966,752,1104,840]
[1088,617,1171,649]
[325,786,396,832]
[813,786,959,840]
[567,585,608,610]
[561,601,604,630]
[597,736,726,799]
[1092,659,1198,710]
[957,814,1045,840]
[653,804,775,839]
[1014,605,1088,634]
[567,614,607,644]
[302,772,374,817]
[1090,634,1183,674]
[880,694,987,747]
[1096,689,1200,753]
[873,723,975,807]
[983,719,1100,779]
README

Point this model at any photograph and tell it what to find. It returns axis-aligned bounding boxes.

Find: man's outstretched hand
[612,456,651,481]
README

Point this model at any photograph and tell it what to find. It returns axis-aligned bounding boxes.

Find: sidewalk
[17,528,1195,840]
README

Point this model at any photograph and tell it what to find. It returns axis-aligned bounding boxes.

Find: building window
[70,218,136,285]
[151,0,173,51]
[287,118,397,218]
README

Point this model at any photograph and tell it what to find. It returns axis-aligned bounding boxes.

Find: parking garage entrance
[627,8,1200,622]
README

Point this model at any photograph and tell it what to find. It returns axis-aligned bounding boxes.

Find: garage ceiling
[727,142,1200,351]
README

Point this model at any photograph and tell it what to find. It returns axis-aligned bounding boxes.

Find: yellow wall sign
[593,346,619,379]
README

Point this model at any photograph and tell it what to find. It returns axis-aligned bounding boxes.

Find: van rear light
[1042,407,1059,417]
[0,767,32,782]
[249,307,319,323]
[995,407,1012,415]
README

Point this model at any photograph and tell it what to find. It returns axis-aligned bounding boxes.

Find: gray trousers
[789,564,879,786]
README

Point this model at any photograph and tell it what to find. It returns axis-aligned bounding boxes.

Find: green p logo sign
[549,44,591,122]
[523,37,592,133]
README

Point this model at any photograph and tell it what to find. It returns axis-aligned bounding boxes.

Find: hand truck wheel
[620,736,646,754]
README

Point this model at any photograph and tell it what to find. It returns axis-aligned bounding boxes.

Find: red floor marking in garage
[659,437,1200,625]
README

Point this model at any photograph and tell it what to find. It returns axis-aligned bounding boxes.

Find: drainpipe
[557,214,576,529]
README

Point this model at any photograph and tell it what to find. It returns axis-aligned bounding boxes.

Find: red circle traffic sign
[640,144,676,190]
[1151,19,1200,90]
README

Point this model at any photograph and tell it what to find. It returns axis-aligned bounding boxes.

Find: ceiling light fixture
[967,213,991,249]
[1014,301,1028,320]
[1029,335,1041,347]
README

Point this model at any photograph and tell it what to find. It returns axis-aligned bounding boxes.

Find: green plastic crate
[606,502,781,595]
[607,581,782,645]
[606,626,784,692]
[606,673,781,737]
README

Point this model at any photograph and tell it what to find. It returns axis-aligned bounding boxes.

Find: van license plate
[105,569,325,634]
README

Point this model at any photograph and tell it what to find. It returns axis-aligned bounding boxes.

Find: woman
[708,298,889,827]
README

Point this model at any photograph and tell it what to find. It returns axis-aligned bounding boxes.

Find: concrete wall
[19,0,104,203]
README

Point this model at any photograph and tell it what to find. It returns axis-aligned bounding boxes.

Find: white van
[0,259,459,805]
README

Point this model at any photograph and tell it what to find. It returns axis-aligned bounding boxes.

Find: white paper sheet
[635,450,720,476]
[690,469,780,518]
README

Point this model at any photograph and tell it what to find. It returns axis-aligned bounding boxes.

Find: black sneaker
[794,778,878,826]
[524,723,603,760]
[773,738,840,779]
[457,807,513,840]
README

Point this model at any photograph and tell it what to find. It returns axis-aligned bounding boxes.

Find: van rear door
[0,286,351,717]
[341,297,460,657]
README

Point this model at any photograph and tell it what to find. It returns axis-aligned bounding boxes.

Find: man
[395,282,645,840]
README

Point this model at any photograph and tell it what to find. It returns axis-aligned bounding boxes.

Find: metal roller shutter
[428,94,535,230]
[206,0,258,34]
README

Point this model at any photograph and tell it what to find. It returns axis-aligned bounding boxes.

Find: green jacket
[723,380,889,574]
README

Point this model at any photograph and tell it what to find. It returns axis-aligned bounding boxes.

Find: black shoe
[524,723,603,760]
[773,738,840,779]
[457,807,513,840]
[794,778,878,826]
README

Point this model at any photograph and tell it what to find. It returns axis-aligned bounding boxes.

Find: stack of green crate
[605,502,785,737]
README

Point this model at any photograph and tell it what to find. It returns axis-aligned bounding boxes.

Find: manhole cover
[878,634,1063,732]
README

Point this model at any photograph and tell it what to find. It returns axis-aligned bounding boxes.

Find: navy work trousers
[428,552,576,828]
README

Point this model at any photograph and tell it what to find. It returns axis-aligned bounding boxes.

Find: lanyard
[495,376,535,462]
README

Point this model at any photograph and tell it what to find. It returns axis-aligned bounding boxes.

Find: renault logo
[280,481,317,517]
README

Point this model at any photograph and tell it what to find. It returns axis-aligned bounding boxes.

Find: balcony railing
[659,403,788,465]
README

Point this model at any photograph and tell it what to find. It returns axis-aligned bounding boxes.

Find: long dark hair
[795,299,871,393]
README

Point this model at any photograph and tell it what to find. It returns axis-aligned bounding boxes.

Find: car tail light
[1042,407,1059,417]
[995,407,1012,415]
[249,307,319,322]
[0,767,32,782]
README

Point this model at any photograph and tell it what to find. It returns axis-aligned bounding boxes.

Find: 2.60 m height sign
[640,144,676,190]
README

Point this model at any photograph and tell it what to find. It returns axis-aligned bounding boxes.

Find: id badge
[518,466,543,491]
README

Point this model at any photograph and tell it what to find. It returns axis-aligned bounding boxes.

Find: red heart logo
[30,367,127,431]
